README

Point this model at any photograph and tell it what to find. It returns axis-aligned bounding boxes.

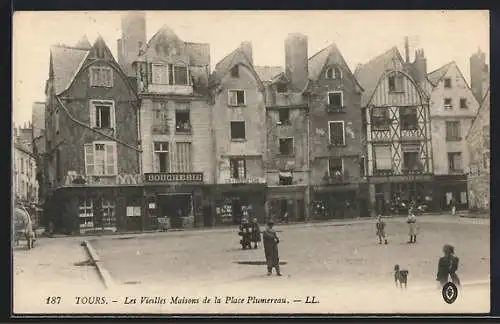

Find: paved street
[13,237,106,314]
[88,215,490,314]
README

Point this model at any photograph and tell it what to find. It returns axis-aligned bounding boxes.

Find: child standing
[376,214,388,244]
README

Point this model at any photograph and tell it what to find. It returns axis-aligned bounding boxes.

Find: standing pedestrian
[263,220,281,276]
[376,214,388,244]
[239,218,252,250]
[450,196,457,216]
[407,211,418,244]
[250,217,261,249]
[436,244,461,288]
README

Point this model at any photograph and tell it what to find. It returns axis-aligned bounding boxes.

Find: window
[279,138,294,155]
[327,91,343,110]
[90,67,113,87]
[175,111,191,133]
[445,121,461,141]
[278,109,290,124]
[101,199,116,228]
[444,78,452,88]
[152,64,169,84]
[175,142,192,172]
[279,171,293,185]
[152,101,169,133]
[448,152,463,173]
[231,65,239,78]
[328,121,345,146]
[371,108,391,130]
[174,65,189,85]
[328,158,343,177]
[230,121,246,140]
[153,142,169,173]
[228,90,246,106]
[84,141,117,176]
[460,98,468,109]
[360,157,366,177]
[403,152,420,172]
[374,145,392,170]
[276,83,287,93]
[90,100,115,129]
[230,158,246,179]
[325,67,342,80]
[444,98,453,110]
[400,107,418,130]
[388,74,404,92]
[79,199,94,229]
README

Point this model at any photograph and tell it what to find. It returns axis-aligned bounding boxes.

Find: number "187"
[45,296,61,304]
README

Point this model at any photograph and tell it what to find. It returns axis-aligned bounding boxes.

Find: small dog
[394,264,409,289]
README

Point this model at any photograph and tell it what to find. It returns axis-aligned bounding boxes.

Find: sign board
[224,176,266,185]
[64,173,144,186]
[144,172,204,183]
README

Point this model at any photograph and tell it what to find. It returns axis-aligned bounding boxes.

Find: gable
[50,45,90,95]
[212,48,263,90]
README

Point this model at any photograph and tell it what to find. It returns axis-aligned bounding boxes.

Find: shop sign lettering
[64,173,144,186]
[145,172,204,183]
[224,177,266,184]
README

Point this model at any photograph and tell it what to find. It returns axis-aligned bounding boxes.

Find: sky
[13,10,489,127]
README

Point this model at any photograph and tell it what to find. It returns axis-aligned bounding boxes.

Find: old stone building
[210,42,267,225]
[118,14,214,229]
[306,41,366,219]
[355,46,433,214]
[425,61,479,211]
[13,123,39,205]
[44,35,141,234]
[260,34,310,223]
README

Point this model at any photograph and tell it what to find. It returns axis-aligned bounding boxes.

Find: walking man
[263,220,282,276]
[376,214,388,244]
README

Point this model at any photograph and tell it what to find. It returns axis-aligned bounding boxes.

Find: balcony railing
[323,172,350,184]
[326,104,345,113]
[402,168,425,175]
[175,123,192,134]
[373,169,393,176]
[151,124,169,135]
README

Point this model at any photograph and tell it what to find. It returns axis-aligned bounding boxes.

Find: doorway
[157,193,193,229]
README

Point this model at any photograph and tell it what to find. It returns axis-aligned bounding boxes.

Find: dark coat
[239,223,251,245]
[263,228,280,267]
[437,255,460,286]
[250,222,261,242]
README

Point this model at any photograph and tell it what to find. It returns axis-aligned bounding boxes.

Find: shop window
[279,138,294,155]
[230,121,246,140]
[102,199,116,228]
[79,198,94,229]
[153,142,169,173]
[175,142,192,172]
[230,158,246,179]
[175,111,191,133]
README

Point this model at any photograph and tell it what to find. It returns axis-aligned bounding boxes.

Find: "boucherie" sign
[144,173,204,183]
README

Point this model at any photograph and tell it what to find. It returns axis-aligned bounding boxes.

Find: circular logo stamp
[442,282,458,304]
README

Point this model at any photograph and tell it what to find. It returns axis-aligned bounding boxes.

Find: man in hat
[239,218,252,250]
[262,220,281,276]
[375,214,388,244]
[250,217,261,249]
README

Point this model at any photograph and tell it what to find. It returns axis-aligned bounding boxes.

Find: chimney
[285,33,308,92]
[470,49,487,102]
[119,12,147,77]
[404,36,410,63]
[240,42,253,65]
[412,49,427,86]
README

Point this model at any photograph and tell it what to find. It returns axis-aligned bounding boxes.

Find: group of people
[375,208,461,290]
[238,218,282,276]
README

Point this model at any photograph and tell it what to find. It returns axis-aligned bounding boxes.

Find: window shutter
[89,102,96,127]
[105,143,116,175]
[152,143,157,173]
[110,101,115,129]
[84,143,94,175]
[228,91,236,106]
[147,63,153,84]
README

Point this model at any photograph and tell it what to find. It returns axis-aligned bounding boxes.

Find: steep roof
[427,61,455,86]
[307,43,363,92]
[50,44,90,95]
[254,66,284,82]
[466,87,490,140]
[211,46,260,86]
[354,47,405,107]
[75,35,92,50]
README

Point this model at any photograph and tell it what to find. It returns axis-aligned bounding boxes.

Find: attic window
[90,67,113,88]
[444,78,452,88]
[325,67,342,80]
[231,65,239,78]
[388,74,404,92]
[276,83,287,93]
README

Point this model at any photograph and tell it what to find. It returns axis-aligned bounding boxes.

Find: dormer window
[151,63,190,85]
[388,74,404,93]
[231,65,239,78]
[325,66,342,80]
[276,83,287,93]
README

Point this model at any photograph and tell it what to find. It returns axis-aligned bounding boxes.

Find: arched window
[325,66,342,80]
[326,67,333,79]
[334,67,342,79]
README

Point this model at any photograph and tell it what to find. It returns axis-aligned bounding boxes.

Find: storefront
[212,183,267,226]
[143,172,210,229]
[47,173,146,234]
[311,183,363,220]
[433,175,468,211]
[266,185,307,223]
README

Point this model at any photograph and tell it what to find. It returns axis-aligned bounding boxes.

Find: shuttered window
[152,64,169,85]
[176,142,192,172]
[328,121,345,145]
[84,141,117,176]
[374,145,392,170]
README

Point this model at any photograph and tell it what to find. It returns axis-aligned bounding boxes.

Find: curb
[81,240,116,290]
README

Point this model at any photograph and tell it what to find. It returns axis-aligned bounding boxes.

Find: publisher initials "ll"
[305,296,319,304]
